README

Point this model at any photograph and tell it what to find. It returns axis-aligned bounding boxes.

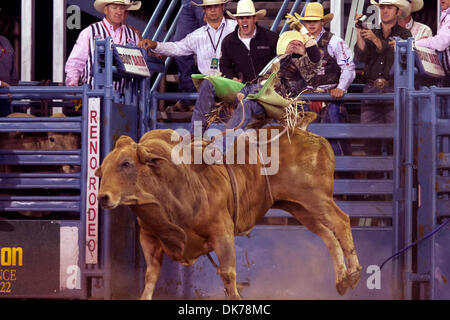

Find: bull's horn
[115,135,136,149]
[137,144,168,167]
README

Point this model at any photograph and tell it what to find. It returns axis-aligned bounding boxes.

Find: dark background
[0,1,441,82]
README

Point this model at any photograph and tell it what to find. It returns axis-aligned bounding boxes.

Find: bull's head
[96,135,159,209]
[96,132,193,261]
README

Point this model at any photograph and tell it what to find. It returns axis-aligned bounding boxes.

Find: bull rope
[380,217,450,270]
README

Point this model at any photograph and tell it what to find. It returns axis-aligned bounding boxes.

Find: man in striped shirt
[65,0,141,88]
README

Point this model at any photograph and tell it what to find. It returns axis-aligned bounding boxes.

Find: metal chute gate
[0,38,149,299]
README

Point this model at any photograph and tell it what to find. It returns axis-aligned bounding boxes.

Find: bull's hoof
[336,280,349,296]
[346,270,361,289]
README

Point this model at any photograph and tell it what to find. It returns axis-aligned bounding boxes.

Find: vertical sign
[86,98,100,264]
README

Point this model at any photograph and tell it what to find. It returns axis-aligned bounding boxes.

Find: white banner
[115,46,151,77]
[86,97,101,264]
[415,46,446,78]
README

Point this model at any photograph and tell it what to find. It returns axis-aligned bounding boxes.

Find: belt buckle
[374,78,387,89]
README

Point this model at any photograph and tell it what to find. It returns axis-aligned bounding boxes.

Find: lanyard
[206,23,225,54]
[102,21,123,43]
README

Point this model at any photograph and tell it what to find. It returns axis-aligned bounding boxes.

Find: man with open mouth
[189,0,278,135]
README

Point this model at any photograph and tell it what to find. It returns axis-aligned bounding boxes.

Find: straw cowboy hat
[94,0,141,14]
[298,2,334,24]
[226,0,267,20]
[276,30,306,55]
[299,2,334,24]
[370,0,411,18]
[407,0,423,12]
[192,0,230,7]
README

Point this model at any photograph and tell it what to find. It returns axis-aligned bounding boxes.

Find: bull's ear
[115,135,135,149]
[137,144,167,167]
[94,166,102,177]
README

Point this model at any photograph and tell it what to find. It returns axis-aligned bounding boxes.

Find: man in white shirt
[139,0,236,77]
[398,0,432,40]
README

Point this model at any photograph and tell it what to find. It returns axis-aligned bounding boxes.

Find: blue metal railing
[0,37,149,300]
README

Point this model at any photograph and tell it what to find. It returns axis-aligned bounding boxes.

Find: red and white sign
[115,46,150,77]
[86,97,100,264]
[415,45,446,78]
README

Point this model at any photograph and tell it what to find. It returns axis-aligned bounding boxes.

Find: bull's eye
[121,161,131,169]
[49,137,55,143]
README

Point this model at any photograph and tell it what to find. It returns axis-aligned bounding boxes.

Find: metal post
[102,37,114,300]
[142,0,169,39]
[280,0,303,34]
[345,0,365,48]
[53,0,66,83]
[53,0,66,114]
[80,84,89,299]
[21,0,35,81]
[393,39,403,299]
[270,0,290,33]
[330,0,343,38]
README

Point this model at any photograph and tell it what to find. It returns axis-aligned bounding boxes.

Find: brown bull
[96,126,362,299]
[0,112,80,173]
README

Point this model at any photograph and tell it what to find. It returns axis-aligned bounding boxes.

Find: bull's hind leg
[277,201,350,295]
[300,198,362,291]
[329,201,362,289]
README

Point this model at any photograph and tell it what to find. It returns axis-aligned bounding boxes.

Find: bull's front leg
[139,229,164,300]
[210,231,241,300]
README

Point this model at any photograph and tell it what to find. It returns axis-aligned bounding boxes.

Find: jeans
[360,84,394,155]
[226,84,265,130]
[190,79,216,135]
[173,0,205,106]
[190,81,262,135]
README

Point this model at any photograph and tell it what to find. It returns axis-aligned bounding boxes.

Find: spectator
[139,0,235,76]
[354,0,412,151]
[220,0,278,82]
[297,2,356,156]
[169,0,206,112]
[138,0,237,112]
[0,34,19,116]
[190,0,278,135]
[415,0,450,85]
[65,0,141,90]
[398,0,432,40]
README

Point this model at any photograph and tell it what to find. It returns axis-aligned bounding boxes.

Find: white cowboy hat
[94,0,141,14]
[124,0,141,11]
[406,0,423,13]
[191,0,230,7]
[370,0,411,18]
[226,0,267,20]
[298,2,334,25]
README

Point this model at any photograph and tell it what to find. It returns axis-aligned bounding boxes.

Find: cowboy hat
[370,0,411,18]
[276,30,306,55]
[124,0,141,11]
[191,0,230,7]
[406,0,423,12]
[226,0,267,20]
[94,0,141,13]
[298,2,334,24]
